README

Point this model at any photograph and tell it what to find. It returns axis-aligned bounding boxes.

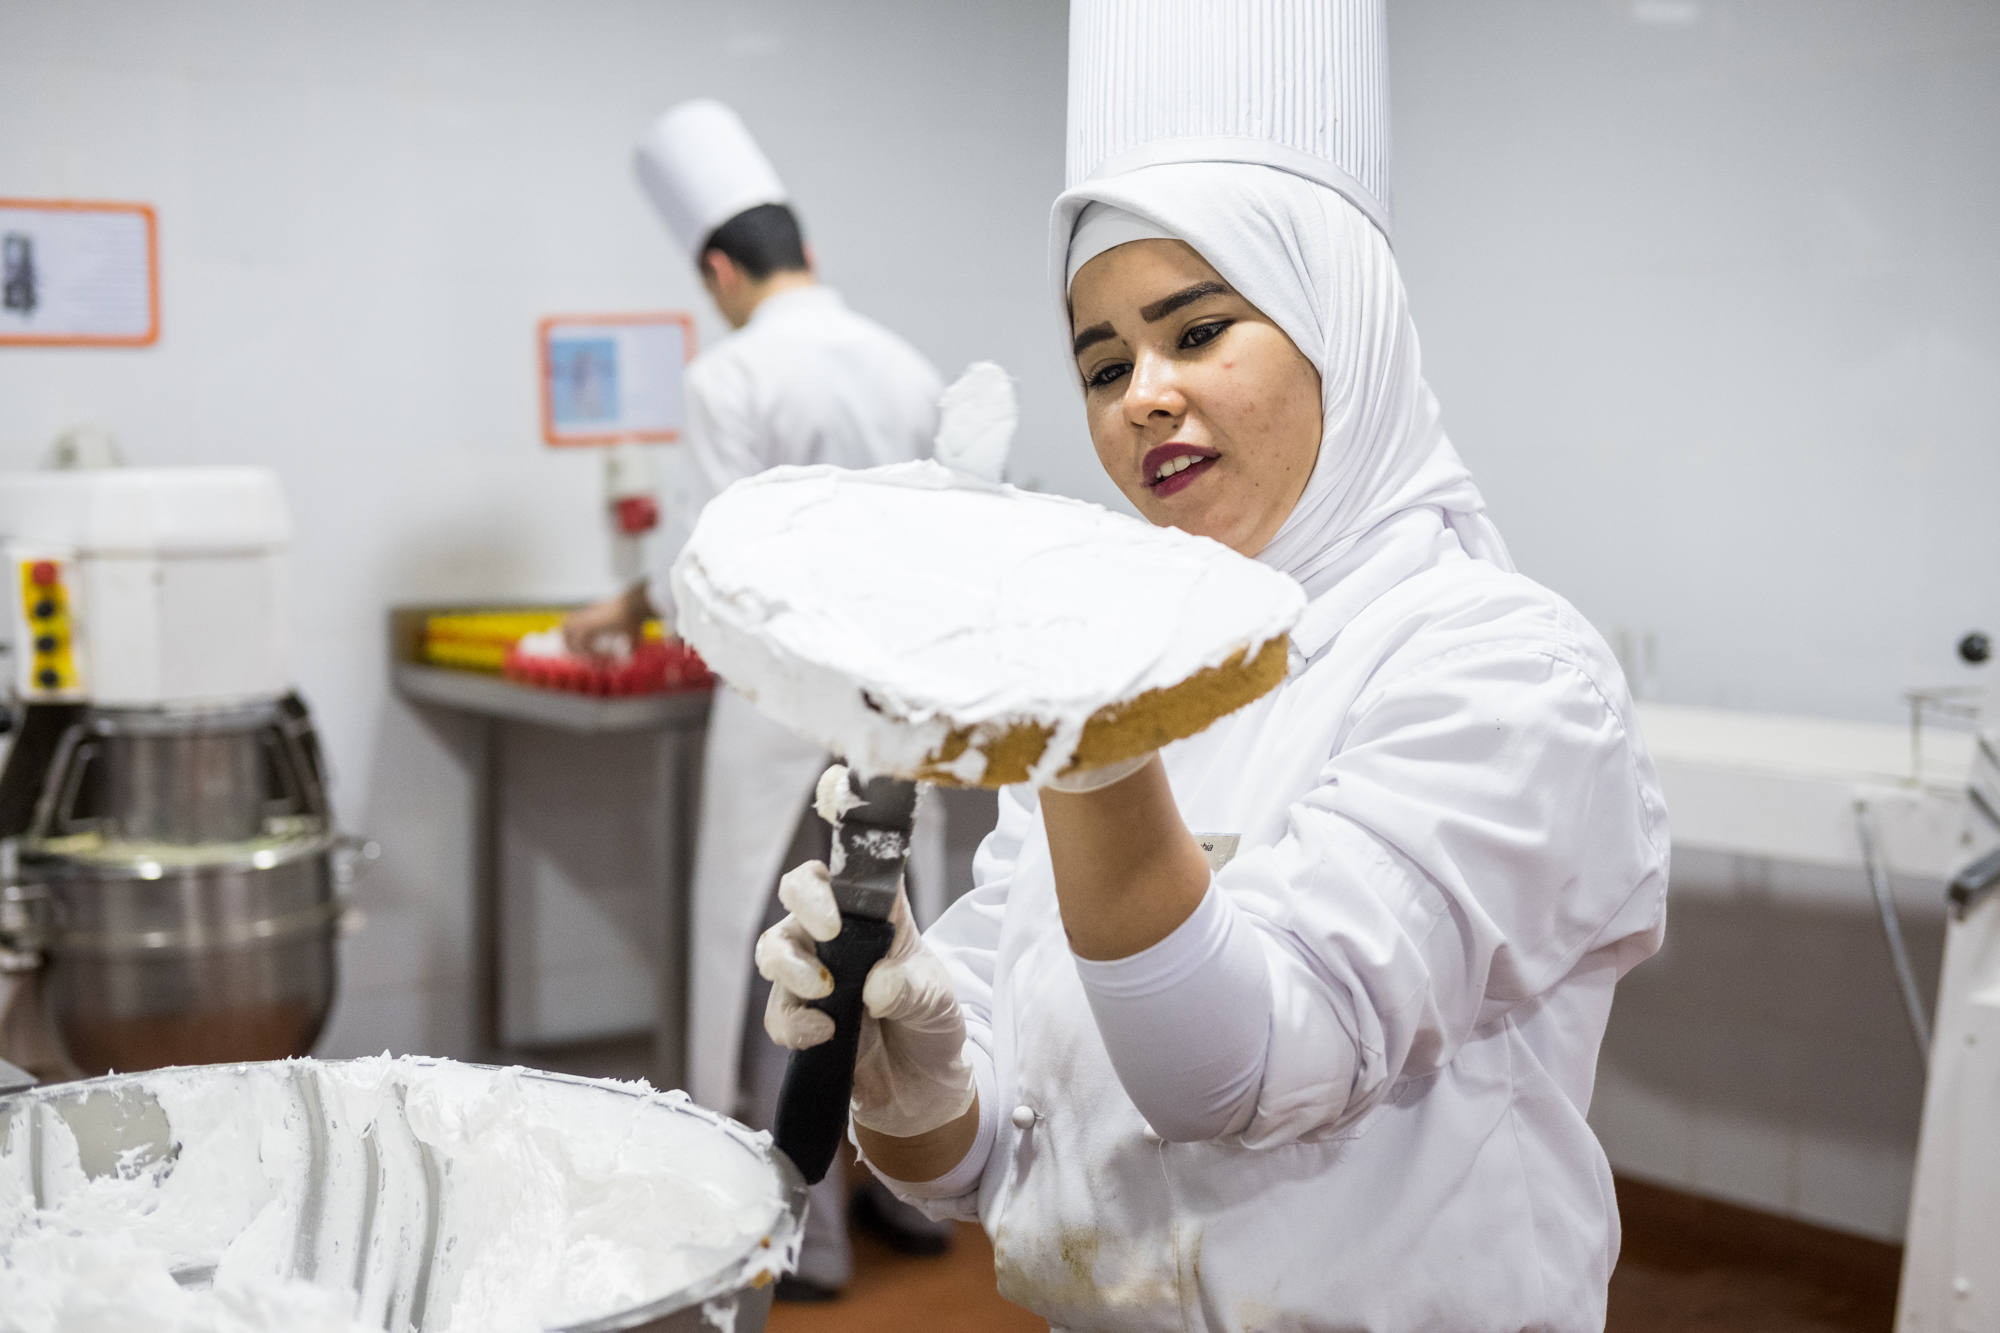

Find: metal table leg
[445,691,707,1078]
[652,722,704,1091]
[472,717,503,1060]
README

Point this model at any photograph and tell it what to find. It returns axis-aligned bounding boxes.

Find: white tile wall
[1793,1126,1918,1242]
[317,692,485,1057]
[1590,848,1946,1240]
[1590,1062,1696,1185]
[495,723,664,1045]
[1390,1,2000,722]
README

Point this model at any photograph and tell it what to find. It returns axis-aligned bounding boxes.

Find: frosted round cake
[669,460,1306,787]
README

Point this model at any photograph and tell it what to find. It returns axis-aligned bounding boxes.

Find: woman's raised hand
[755,860,977,1139]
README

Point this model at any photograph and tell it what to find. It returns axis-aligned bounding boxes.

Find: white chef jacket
[661,285,944,608]
[895,508,1669,1332]
[663,284,945,1115]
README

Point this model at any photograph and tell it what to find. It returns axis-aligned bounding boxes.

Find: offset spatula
[772,770,918,1185]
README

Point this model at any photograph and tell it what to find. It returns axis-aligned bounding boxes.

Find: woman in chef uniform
[757,1,1668,1327]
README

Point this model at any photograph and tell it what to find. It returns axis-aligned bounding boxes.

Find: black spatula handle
[773,915,898,1185]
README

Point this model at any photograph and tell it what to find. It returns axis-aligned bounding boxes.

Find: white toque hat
[633,99,790,259]
[1066,0,1393,240]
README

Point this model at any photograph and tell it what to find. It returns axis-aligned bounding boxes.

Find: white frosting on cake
[669,460,1306,784]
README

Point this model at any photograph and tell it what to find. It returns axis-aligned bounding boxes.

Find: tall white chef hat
[1066,0,1392,246]
[634,99,790,260]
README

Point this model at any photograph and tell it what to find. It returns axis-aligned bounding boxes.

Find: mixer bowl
[29,834,343,1076]
[3,694,351,1076]
[0,1059,807,1332]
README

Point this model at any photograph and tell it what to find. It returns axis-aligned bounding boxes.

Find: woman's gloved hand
[755,858,977,1139]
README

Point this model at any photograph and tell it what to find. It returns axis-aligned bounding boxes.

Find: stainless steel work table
[389,606,710,1090]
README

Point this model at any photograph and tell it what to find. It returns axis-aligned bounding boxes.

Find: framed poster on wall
[0,200,159,347]
[538,312,697,446]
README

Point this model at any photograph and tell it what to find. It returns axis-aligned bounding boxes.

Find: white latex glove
[755,859,977,1139]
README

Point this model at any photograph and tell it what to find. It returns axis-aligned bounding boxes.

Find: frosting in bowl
[0,1057,797,1333]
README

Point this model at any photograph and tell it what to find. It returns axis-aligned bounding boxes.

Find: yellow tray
[422,610,663,673]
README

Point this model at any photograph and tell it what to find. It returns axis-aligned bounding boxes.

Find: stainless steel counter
[393,662,711,734]
[389,606,711,1091]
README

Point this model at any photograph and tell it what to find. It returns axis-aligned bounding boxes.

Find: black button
[34,635,57,654]
[1962,632,1991,665]
[36,668,59,688]
[31,599,55,619]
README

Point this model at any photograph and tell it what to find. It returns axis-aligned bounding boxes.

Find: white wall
[1588,850,1945,1242]
[1390,0,2000,723]
[0,0,1072,1058]
[1387,1,2000,1240]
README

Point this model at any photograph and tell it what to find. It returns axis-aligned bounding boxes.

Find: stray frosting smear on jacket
[670,459,1306,784]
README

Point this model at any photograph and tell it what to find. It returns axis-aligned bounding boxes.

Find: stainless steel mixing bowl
[0,1059,807,1332]
[32,835,346,1075]
[11,696,354,1076]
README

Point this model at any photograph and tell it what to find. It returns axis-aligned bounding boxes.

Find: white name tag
[1194,833,1241,873]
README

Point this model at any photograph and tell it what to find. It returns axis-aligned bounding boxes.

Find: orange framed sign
[0,200,159,347]
[538,311,697,446]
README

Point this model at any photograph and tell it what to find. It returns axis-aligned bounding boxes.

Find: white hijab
[1051,163,1513,623]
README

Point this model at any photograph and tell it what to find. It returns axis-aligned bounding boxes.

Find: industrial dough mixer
[0,464,367,1077]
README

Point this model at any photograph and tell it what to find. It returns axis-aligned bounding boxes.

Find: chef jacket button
[1011,1104,1038,1130]
[1141,1123,1162,1145]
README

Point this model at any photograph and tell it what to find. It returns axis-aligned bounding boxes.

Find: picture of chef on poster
[3,234,37,315]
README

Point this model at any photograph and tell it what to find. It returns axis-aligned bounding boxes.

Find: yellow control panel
[19,557,79,696]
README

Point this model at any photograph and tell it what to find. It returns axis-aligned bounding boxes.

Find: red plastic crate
[503,638,714,697]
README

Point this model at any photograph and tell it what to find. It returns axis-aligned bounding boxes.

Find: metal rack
[389,605,711,1090]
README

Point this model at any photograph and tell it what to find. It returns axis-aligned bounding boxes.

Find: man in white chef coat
[563,99,949,1299]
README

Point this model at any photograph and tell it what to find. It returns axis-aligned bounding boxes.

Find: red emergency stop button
[614,495,659,535]
[29,561,58,586]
